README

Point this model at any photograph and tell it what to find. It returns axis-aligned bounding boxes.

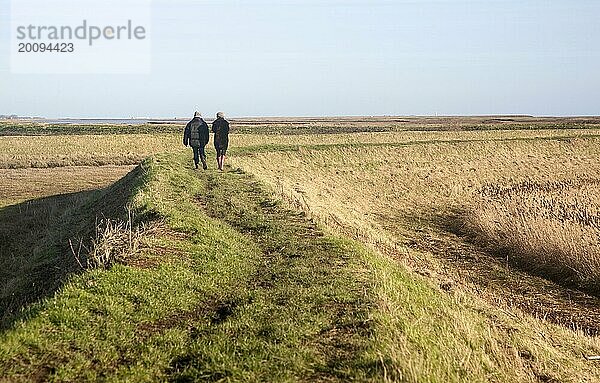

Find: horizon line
[3,114,600,120]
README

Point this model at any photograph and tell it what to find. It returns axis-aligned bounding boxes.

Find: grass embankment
[0,165,145,323]
[234,136,600,288]
[3,149,600,382]
[0,153,377,381]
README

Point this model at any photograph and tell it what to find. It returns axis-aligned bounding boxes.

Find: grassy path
[0,154,379,382]
[166,165,378,381]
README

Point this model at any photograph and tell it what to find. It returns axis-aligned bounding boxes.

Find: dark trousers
[192,146,207,165]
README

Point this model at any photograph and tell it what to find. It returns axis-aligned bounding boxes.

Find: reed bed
[465,179,600,294]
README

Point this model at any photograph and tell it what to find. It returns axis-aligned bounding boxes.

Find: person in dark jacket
[212,112,230,171]
[183,111,210,170]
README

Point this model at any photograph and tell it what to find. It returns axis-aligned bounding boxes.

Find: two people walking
[183,111,230,171]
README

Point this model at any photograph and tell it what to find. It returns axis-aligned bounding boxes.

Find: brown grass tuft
[463,179,600,294]
[70,209,157,269]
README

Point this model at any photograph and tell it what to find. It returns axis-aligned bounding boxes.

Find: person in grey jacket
[183,111,210,170]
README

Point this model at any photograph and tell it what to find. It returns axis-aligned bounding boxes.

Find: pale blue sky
[0,0,599,118]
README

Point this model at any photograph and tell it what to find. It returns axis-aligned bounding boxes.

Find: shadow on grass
[0,166,143,330]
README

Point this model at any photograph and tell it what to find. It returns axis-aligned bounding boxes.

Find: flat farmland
[0,133,180,169]
[0,166,134,207]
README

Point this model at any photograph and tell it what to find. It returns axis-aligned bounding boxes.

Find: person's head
[194,111,202,118]
[217,112,225,119]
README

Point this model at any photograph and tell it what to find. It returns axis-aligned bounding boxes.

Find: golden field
[3,125,600,381]
[232,129,600,382]
[0,133,180,169]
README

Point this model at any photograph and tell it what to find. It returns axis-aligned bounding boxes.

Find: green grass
[0,153,380,382]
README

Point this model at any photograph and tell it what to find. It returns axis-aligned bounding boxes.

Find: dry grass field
[234,132,600,250]
[466,179,600,295]
[0,133,180,169]
[235,127,600,149]
[236,132,600,298]
[233,128,600,381]
[3,120,600,382]
[0,132,185,206]
[0,166,134,207]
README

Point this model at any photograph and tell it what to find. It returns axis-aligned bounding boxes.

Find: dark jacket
[212,117,230,148]
[184,117,210,148]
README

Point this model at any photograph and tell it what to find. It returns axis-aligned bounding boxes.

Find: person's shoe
[202,162,208,170]
[195,163,199,169]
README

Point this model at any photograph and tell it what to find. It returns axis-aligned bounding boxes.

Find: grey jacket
[184,117,210,148]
